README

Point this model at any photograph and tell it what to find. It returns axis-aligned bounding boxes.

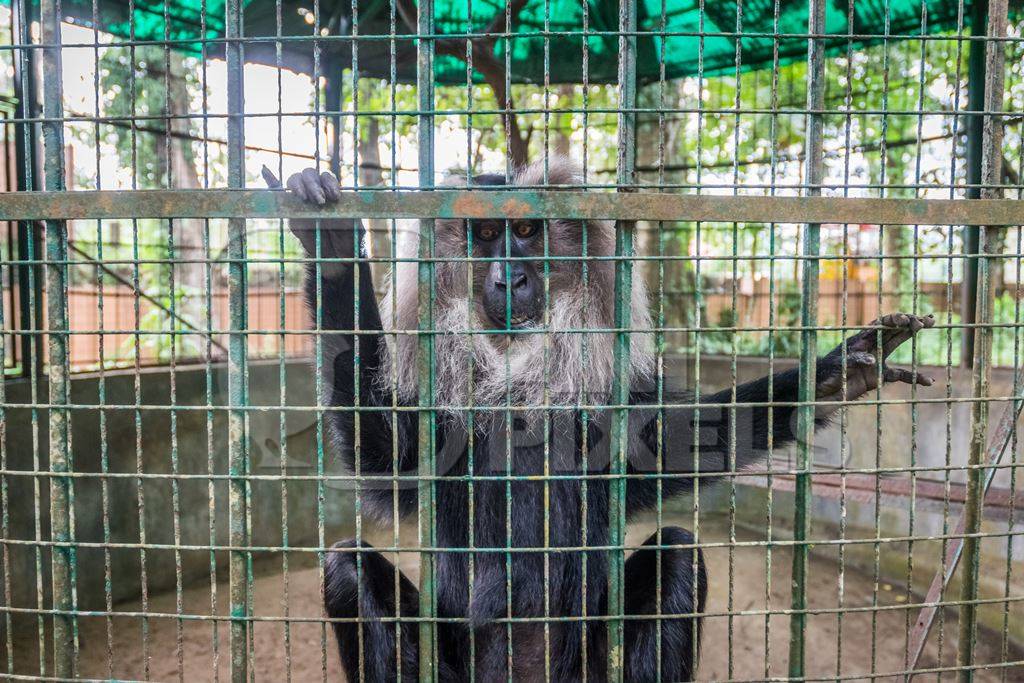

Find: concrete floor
[9,514,1022,681]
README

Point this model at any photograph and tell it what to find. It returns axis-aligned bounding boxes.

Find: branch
[393,0,532,167]
[485,0,531,37]
[394,0,464,56]
[467,46,530,167]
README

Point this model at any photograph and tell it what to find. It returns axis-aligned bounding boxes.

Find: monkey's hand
[262,165,362,262]
[815,312,936,410]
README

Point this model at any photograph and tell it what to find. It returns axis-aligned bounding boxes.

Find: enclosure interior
[1,0,1024,679]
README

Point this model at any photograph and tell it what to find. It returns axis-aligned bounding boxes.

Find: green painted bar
[40,0,75,676]
[957,1,1009,679]
[788,0,826,677]
[607,0,638,677]
[416,0,438,677]
[4,190,1024,225]
[224,0,250,680]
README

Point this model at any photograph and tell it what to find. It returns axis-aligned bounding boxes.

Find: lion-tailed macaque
[263,158,934,682]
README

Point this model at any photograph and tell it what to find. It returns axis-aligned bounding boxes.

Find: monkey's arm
[266,167,418,483]
[626,312,935,513]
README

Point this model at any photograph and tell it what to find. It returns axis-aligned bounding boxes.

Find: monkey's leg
[324,540,419,682]
[623,527,707,683]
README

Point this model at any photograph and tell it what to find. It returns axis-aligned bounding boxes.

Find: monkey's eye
[472,222,501,242]
[513,221,539,239]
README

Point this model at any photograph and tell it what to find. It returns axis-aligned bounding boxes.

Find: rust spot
[451,193,493,217]
[500,197,533,219]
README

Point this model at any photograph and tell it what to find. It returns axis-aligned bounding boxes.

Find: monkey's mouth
[484,310,539,331]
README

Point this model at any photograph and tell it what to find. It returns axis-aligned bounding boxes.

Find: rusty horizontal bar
[2,190,1024,225]
[759,471,1017,510]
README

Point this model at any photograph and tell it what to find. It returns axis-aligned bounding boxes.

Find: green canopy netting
[20,0,1022,84]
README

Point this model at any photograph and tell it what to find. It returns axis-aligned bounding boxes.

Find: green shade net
[36,0,1017,84]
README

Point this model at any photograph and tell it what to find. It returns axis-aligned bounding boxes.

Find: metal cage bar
[787,0,826,676]
[1,0,1023,680]
[224,0,251,680]
[39,0,74,677]
[606,0,639,676]
[416,0,438,676]
[957,0,1010,678]
[6,192,1024,225]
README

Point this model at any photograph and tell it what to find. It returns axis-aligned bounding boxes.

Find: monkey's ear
[261,165,283,189]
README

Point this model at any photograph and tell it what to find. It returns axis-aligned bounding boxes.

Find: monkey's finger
[846,351,876,368]
[883,366,934,386]
[882,313,934,357]
[302,167,326,205]
[286,173,308,202]
[261,165,282,189]
[879,312,911,329]
[320,172,340,202]
[881,327,914,357]
[855,313,911,354]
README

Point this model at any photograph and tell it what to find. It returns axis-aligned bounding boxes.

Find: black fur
[281,172,931,681]
[306,218,800,682]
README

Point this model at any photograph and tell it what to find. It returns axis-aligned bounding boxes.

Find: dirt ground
[10,517,1022,681]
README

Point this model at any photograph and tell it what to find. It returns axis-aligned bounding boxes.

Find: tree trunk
[166,52,207,357]
[358,117,392,285]
[883,224,906,312]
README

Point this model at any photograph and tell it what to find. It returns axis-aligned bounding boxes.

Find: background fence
[1,0,1023,680]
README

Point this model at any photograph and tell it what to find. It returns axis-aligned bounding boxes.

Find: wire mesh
[0,0,1023,680]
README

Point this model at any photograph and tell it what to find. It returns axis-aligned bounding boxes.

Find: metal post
[956,0,1008,678]
[224,0,250,680]
[416,0,438,677]
[606,0,638,678]
[961,0,988,367]
[11,0,43,379]
[39,0,75,676]
[788,0,825,677]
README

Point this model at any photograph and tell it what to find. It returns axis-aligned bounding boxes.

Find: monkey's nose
[493,270,528,291]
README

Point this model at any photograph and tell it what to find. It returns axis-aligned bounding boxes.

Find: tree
[98,45,207,359]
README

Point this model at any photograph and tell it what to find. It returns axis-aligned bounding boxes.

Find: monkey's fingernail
[261,165,281,188]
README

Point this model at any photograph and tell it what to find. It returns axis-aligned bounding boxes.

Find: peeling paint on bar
[40,0,75,678]
[2,190,1024,225]
[223,0,250,680]
[788,0,826,676]
[957,1,1010,678]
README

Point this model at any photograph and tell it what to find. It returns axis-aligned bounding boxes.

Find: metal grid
[0,0,1023,680]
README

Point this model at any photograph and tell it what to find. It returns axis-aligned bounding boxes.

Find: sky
[53,16,486,192]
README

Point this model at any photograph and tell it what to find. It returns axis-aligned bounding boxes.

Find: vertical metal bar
[957,0,1008,678]
[961,0,988,367]
[10,4,48,670]
[788,0,825,677]
[608,0,637,677]
[11,0,42,378]
[198,1,222,676]
[939,4,971,668]
[416,0,437,676]
[271,1,291,678]
[224,0,250,680]
[86,1,113,675]
[308,4,328,678]
[39,0,75,676]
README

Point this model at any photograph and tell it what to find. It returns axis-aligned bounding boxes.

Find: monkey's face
[469,218,546,331]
